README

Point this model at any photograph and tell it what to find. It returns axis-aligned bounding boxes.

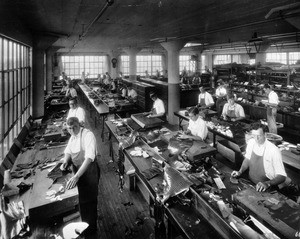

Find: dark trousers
[79,201,98,238]
[76,161,100,238]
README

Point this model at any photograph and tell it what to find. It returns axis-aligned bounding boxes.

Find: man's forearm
[265,175,286,187]
[238,159,249,175]
[75,158,93,178]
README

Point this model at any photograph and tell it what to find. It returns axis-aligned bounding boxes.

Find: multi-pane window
[213,55,231,65]
[232,55,241,64]
[266,53,287,64]
[61,55,105,78]
[289,52,300,65]
[136,55,162,76]
[179,55,196,73]
[120,55,129,76]
[0,36,31,162]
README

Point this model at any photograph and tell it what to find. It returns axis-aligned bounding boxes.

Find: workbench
[9,145,78,221]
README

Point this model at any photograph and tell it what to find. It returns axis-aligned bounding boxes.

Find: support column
[46,47,60,93]
[161,40,186,124]
[105,54,111,75]
[32,35,58,119]
[46,50,52,93]
[124,48,141,81]
[108,50,121,79]
[206,52,213,72]
[161,53,167,77]
[32,47,45,119]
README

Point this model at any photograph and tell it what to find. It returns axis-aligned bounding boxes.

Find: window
[136,55,162,76]
[179,55,196,73]
[249,59,256,65]
[120,55,129,76]
[232,55,241,64]
[289,52,300,65]
[213,55,231,65]
[0,36,31,162]
[61,55,105,78]
[266,53,287,64]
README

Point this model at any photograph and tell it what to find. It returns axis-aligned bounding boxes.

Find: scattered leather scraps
[230,176,239,184]
[16,160,39,171]
[17,182,33,194]
[11,169,32,179]
[141,167,162,180]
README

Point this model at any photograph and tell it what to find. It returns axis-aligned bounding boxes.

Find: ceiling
[2,0,300,53]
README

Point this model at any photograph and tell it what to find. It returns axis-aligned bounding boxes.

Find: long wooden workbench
[105,116,299,239]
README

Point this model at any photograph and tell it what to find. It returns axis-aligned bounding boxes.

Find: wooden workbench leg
[129,173,136,191]
[154,200,166,239]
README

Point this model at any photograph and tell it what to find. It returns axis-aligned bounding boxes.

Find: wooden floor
[28,109,156,239]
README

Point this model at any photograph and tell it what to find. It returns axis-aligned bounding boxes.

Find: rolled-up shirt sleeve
[244,138,254,160]
[264,146,287,179]
[83,131,97,161]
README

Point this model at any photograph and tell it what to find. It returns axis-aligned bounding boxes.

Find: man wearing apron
[148,92,166,120]
[263,84,279,134]
[215,79,227,117]
[61,117,100,238]
[231,123,287,192]
[221,94,245,122]
[198,86,214,109]
[178,107,208,161]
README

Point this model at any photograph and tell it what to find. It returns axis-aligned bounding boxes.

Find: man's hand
[60,160,69,171]
[66,175,79,189]
[256,181,269,192]
[231,170,241,178]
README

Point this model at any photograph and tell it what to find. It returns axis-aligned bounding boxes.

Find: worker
[65,80,78,99]
[118,83,127,98]
[263,84,279,134]
[215,79,227,117]
[148,92,165,119]
[221,93,245,122]
[145,70,150,78]
[231,123,287,192]
[198,86,214,109]
[109,78,116,93]
[66,97,86,127]
[127,84,137,102]
[192,72,201,85]
[61,117,100,238]
[179,107,208,141]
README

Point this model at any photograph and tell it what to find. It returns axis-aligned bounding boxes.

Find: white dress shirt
[187,117,208,140]
[153,98,165,115]
[198,92,214,106]
[64,128,97,161]
[128,89,137,99]
[244,138,287,179]
[67,107,86,123]
[222,103,245,118]
[268,91,279,105]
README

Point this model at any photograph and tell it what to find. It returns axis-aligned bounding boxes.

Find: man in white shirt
[231,123,287,192]
[198,86,214,109]
[67,98,86,126]
[127,84,137,102]
[61,117,100,238]
[65,80,78,98]
[222,94,245,121]
[180,107,208,141]
[215,79,227,117]
[149,92,166,119]
[263,84,279,134]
